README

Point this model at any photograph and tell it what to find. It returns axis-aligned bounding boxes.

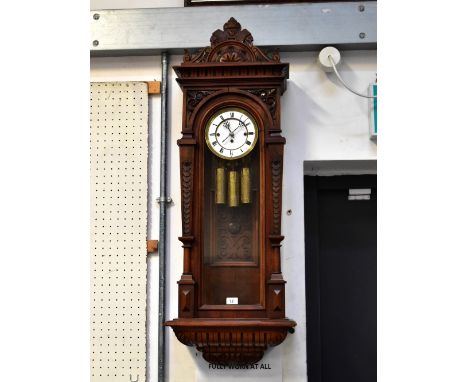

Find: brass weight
[240,167,251,204]
[228,170,239,207]
[215,167,226,204]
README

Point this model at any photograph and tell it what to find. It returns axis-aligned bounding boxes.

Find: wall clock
[165,17,296,365]
[205,107,258,160]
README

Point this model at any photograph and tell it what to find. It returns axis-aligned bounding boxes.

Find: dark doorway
[304,175,377,382]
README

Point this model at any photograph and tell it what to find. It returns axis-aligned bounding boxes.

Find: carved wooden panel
[181,160,193,236]
[178,275,195,318]
[212,203,257,264]
[167,319,295,365]
[186,90,217,122]
[246,89,277,115]
[272,288,282,312]
[183,18,279,64]
[267,278,285,318]
[180,287,192,313]
[271,159,282,235]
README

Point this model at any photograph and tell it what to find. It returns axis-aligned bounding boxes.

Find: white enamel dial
[205,108,258,160]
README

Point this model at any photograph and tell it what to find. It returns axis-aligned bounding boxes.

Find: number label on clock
[205,108,258,160]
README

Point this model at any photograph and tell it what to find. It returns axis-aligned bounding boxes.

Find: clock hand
[223,121,232,133]
[221,132,234,143]
[221,121,247,143]
[230,121,245,136]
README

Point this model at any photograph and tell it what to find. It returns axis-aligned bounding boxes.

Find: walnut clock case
[165,17,296,365]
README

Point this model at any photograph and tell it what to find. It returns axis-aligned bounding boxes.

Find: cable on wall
[318,46,376,99]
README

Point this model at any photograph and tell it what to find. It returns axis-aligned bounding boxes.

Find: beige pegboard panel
[90,82,148,382]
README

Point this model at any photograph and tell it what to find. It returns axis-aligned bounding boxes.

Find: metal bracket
[147,239,159,254]
[156,196,173,204]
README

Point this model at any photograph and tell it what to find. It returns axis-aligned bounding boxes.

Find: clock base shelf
[165,318,296,365]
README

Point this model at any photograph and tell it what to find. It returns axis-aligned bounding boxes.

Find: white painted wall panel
[90,82,148,382]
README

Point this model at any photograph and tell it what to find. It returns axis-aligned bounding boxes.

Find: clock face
[205,108,258,160]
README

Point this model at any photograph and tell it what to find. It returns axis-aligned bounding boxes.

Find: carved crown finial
[209,17,253,48]
[183,17,279,64]
[223,17,241,38]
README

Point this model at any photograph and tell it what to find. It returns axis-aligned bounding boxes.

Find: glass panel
[203,145,260,305]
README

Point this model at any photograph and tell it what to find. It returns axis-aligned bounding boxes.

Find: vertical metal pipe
[158,52,169,382]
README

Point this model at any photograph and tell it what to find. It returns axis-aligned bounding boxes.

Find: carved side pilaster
[178,141,196,317]
[267,158,286,318]
[271,159,282,236]
[181,160,193,236]
[267,274,286,319]
[177,274,196,318]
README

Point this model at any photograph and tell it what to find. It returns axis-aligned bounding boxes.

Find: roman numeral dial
[205,108,258,160]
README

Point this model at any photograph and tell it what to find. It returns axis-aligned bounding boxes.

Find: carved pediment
[183,17,280,64]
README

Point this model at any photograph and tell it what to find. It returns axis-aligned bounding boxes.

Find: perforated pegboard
[90,82,148,382]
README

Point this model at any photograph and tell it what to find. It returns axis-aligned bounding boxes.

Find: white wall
[91,49,377,382]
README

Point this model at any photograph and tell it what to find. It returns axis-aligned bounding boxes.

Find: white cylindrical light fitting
[318,46,341,72]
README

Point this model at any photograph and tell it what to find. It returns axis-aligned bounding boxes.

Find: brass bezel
[205,107,259,160]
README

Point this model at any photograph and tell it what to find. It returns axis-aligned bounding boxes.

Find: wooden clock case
[165,17,296,365]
